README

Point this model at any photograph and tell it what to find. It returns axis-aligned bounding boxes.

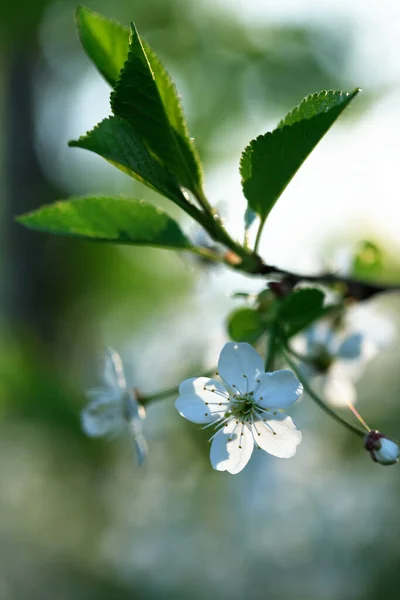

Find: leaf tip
[129,20,138,36]
[15,212,32,227]
[75,4,91,24]
[349,87,361,98]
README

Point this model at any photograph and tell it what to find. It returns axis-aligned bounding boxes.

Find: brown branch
[245,260,400,301]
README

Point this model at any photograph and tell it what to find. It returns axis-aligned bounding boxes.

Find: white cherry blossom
[292,301,395,407]
[82,347,147,464]
[176,342,303,474]
[292,321,375,407]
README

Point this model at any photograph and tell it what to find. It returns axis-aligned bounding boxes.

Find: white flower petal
[123,393,148,465]
[217,342,264,394]
[254,370,303,409]
[102,347,126,390]
[175,377,228,424]
[81,398,125,438]
[129,417,148,465]
[337,333,363,359]
[210,420,254,474]
[252,413,302,458]
[85,387,121,404]
[322,376,357,407]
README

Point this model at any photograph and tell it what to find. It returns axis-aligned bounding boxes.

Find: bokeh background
[1,0,400,598]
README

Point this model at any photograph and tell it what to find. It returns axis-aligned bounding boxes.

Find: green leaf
[69,116,188,207]
[278,288,325,337]
[240,89,360,223]
[75,6,129,87]
[227,308,265,344]
[142,40,203,190]
[110,22,202,194]
[17,196,193,250]
[74,9,203,198]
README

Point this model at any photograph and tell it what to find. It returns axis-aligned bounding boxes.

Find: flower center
[228,394,255,420]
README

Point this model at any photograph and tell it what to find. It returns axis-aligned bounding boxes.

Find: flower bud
[364,430,400,466]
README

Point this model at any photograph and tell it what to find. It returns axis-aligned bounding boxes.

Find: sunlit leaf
[240,89,360,224]
[111,22,202,194]
[69,117,187,207]
[143,41,203,188]
[17,197,193,250]
[75,5,129,87]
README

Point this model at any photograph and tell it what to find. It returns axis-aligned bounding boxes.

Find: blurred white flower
[82,347,147,465]
[176,342,303,474]
[364,430,400,466]
[291,309,392,407]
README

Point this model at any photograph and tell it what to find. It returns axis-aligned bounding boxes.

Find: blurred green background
[1,0,400,598]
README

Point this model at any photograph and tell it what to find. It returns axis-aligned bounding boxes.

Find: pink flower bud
[364,430,399,466]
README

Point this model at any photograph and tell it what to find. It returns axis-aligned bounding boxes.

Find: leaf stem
[253,218,265,253]
[139,384,179,406]
[282,348,365,438]
[284,344,316,365]
[195,207,262,270]
[194,186,218,217]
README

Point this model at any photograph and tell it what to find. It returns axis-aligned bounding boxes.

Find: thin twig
[138,368,217,406]
[255,263,400,300]
[282,348,365,438]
